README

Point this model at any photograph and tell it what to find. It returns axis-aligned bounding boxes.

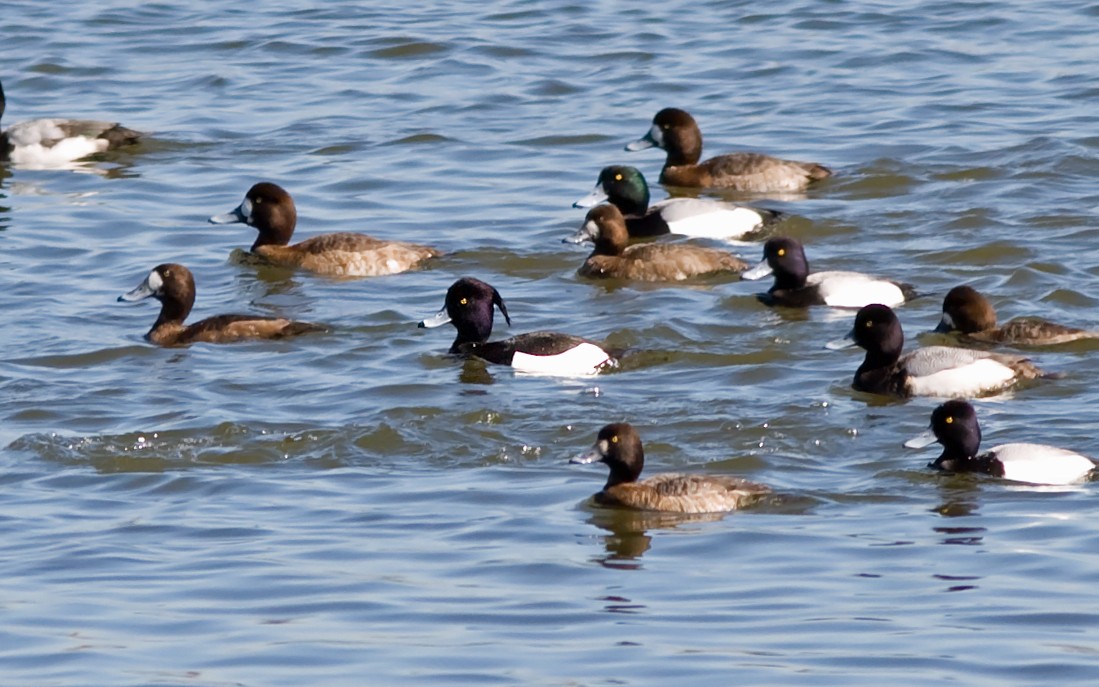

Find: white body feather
[5,119,110,168]
[650,198,766,241]
[808,271,906,308]
[903,347,1019,397]
[989,443,1095,485]
[511,342,613,376]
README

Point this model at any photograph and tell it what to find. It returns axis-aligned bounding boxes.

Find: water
[3,1,1099,684]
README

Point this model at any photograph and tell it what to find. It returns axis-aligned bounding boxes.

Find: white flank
[810,271,905,308]
[906,357,1017,398]
[990,443,1095,485]
[653,198,764,240]
[511,343,613,377]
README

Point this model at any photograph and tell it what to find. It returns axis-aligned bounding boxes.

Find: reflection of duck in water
[571,422,770,514]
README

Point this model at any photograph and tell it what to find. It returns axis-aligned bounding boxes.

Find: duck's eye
[611,435,619,444]
[459,297,468,306]
[945,416,954,424]
[865,320,874,328]
[254,197,262,205]
[614,174,622,181]
[777,248,785,257]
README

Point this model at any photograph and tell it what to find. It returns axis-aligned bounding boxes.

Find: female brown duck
[626,107,831,192]
[568,205,747,281]
[209,182,440,277]
[571,422,770,513]
[119,263,321,346]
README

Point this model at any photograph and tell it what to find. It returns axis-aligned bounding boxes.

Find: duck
[0,80,142,167]
[118,263,322,346]
[624,108,831,192]
[573,165,782,240]
[209,182,440,277]
[567,205,748,281]
[935,285,1099,346]
[742,236,915,307]
[904,400,1094,485]
[827,303,1042,398]
[418,277,615,376]
[570,422,770,513]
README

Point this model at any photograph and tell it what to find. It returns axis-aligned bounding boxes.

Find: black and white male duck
[419,277,616,376]
[905,400,1094,485]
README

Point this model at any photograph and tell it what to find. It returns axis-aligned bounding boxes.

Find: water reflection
[581,505,726,569]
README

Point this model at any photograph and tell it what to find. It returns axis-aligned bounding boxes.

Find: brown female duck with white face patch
[567,205,747,281]
[625,108,831,192]
[209,182,440,277]
[571,422,770,513]
[118,263,322,346]
[935,285,1099,346]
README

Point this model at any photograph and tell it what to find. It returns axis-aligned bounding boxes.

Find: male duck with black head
[574,165,782,240]
[571,423,770,513]
[0,80,142,167]
[828,304,1042,398]
[419,277,616,376]
[742,236,916,308]
[119,263,322,346]
[625,108,831,192]
[934,285,1099,346]
[210,182,440,277]
[568,205,748,281]
[905,400,1094,485]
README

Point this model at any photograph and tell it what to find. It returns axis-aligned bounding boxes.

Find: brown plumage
[569,205,747,281]
[209,182,440,277]
[118,263,323,346]
[571,422,770,514]
[625,108,831,192]
[936,285,1099,346]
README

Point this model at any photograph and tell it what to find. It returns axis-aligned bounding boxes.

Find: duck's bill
[208,201,248,225]
[904,428,938,449]
[824,330,857,350]
[573,187,609,209]
[569,446,603,464]
[740,259,774,281]
[625,125,660,152]
[118,281,155,303]
[418,307,451,329]
[932,314,954,334]
[564,220,598,245]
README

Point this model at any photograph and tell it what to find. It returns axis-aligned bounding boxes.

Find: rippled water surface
[4,1,1099,684]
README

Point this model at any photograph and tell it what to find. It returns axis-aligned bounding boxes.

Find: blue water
[3,1,1099,684]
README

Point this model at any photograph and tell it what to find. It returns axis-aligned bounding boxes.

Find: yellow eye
[611,435,619,443]
[777,248,785,257]
[865,320,873,328]
[614,174,622,181]
[945,416,954,424]
[459,297,468,305]
[255,198,262,204]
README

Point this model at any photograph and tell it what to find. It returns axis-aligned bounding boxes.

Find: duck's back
[461,331,613,375]
[971,317,1099,346]
[581,243,746,281]
[153,314,320,346]
[671,152,830,192]
[601,473,770,513]
[650,197,778,240]
[807,271,909,308]
[257,232,440,277]
[902,346,1039,397]
[987,443,1095,485]
[3,118,140,166]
